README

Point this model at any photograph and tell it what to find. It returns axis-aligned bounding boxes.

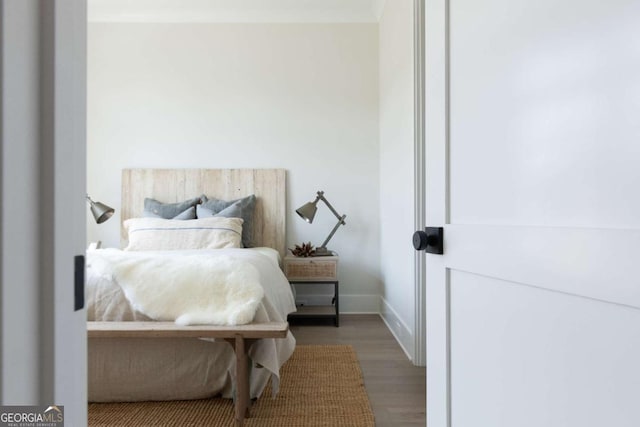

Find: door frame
[413,0,426,367]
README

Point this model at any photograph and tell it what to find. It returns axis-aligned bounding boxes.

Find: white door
[422,0,640,425]
[1,1,87,425]
[48,1,89,425]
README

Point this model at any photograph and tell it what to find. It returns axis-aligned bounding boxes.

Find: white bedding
[86,247,296,402]
[89,249,265,325]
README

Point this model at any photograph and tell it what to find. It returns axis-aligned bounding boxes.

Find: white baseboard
[380,297,414,361]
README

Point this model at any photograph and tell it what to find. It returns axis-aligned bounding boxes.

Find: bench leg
[235,335,250,426]
[225,336,256,427]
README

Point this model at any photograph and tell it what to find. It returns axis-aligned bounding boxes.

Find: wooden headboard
[121,169,286,257]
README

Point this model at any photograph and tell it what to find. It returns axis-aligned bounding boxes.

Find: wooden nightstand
[284,254,339,327]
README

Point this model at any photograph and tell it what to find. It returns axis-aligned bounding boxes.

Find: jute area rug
[89,345,375,427]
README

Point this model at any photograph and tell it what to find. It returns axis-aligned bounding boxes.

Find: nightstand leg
[335,281,339,327]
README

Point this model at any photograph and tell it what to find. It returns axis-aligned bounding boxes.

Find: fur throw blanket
[88,249,264,326]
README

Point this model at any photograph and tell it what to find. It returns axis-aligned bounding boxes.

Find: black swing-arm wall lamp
[295,190,346,256]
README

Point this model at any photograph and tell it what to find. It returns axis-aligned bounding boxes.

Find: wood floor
[290,314,426,427]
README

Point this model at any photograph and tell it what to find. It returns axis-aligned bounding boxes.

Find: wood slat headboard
[121,169,286,257]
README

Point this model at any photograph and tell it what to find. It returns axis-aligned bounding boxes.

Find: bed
[87,168,296,402]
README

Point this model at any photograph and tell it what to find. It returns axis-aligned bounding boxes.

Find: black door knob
[412,227,444,254]
[413,231,430,251]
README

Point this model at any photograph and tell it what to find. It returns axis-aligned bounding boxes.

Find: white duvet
[86,247,296,402]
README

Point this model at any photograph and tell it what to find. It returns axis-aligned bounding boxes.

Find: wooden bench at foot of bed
[87,321,289,427]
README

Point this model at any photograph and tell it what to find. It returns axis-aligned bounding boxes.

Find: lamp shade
[296,201,318,223]
[87,195,115,224]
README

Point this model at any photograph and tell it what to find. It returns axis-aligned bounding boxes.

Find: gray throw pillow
[143,197,201,219]
[143,206,196,220]
[198,194,256,247]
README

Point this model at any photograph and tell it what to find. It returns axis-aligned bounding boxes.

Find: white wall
[87,23,381,312]
[379,0,415,357]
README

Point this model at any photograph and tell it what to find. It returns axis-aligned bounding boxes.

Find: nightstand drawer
[284,256,338,281]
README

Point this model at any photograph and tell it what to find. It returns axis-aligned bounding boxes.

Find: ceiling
[88,0,387,23]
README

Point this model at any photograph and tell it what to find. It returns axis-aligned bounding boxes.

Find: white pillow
[124,217,243,251]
